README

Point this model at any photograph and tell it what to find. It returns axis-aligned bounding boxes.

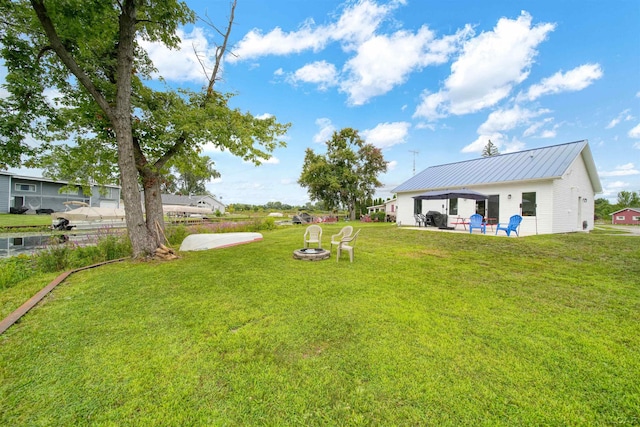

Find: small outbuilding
[610,208,640,225]
[392,140,602,235]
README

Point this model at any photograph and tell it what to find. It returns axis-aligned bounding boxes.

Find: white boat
[179,232,263,251]
[52,207,127,230]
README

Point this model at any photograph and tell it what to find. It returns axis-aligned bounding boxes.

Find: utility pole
[409,150,419,175]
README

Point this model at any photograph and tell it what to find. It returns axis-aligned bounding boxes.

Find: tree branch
[29,0,115,121]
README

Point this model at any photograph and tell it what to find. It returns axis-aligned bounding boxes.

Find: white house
[367,198,397,222]
[160,194,226,214]
[392,140,602,235]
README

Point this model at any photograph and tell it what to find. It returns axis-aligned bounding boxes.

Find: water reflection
[0,234,94,258]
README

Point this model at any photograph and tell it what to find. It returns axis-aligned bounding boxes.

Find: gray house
[0,171,121,214]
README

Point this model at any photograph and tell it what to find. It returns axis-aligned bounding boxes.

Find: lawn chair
[469,213,486,234]
[330,225,353,252]
[336,229,361,263]
[414,214,424,227]
[303,224,323,248]
[495,214,522,237]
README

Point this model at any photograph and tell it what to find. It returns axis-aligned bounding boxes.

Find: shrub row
[0,232,132,290]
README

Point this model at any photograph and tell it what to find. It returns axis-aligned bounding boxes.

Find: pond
[0,233,97,258]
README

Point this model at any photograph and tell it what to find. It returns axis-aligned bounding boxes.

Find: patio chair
[495,214,523,237]
[468,213,486,234]
[303,224,323,248]
[330,225,353,252]
[414,214,424,227]
[336,229,361,263]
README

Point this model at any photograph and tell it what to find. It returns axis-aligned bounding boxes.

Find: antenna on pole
[409,150,419,175]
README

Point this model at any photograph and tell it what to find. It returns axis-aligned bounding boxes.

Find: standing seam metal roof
[392,140,599,193]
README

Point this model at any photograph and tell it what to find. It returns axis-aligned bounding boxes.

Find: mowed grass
[1,224,638,425]
[0,213,52,227]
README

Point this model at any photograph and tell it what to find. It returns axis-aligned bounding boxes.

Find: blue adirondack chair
[495,214,523,236]
[468,213,486,234]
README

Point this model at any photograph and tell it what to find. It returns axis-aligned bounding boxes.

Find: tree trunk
[114,0,158,257]
[142,170,165,247]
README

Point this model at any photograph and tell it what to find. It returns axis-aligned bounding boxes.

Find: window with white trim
[632,216,640,221]
[14,183,36,192]
[616,216,625,220]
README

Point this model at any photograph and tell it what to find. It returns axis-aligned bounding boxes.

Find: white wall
[552,155,595,233]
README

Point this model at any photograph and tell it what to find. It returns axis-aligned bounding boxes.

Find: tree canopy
[0,0,289,256]
[298,128,387,220]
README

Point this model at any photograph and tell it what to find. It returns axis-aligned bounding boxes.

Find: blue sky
[6,0,640,205]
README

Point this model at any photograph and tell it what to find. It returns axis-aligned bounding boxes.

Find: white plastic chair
[330,225,353,252]
[303,224,323,248]
[336,229,361,263]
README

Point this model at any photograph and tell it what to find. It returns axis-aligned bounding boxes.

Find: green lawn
[1,224,639,425]
[0,213,52,230]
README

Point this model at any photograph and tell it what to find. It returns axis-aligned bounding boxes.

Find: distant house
[160,194,226,215]
[367,198,397,222]
[0,171,121,214]
[392,140,601,235]
[610,208,640,225]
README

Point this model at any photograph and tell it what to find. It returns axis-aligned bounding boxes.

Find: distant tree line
[595,190,640,220]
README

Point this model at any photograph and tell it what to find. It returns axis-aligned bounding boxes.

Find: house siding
[611,209,640,225]
[552,154,595,233]
[0,172,120,213]
[0,174,10,213]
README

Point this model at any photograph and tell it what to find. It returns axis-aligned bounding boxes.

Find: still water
[0,234,95,258]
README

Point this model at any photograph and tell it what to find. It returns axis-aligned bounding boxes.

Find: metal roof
[392,140,602,193]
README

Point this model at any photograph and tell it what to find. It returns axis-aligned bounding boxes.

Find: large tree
[616,190,640,208]
[0,0,289,257]
[298,128,387,220]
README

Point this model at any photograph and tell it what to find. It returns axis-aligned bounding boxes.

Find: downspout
[7,174,12,211]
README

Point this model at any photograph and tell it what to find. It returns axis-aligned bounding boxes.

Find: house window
[449,198,458,215]
[414,198,422,215]
[633,216,640,221]
[616,216,625,220]
[15,183,36,192]
[521,192,537,216]
[102,187,117,199]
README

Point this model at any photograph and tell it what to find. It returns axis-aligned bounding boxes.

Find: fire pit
[293,247,330,261]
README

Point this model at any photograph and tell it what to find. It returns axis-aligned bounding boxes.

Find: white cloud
[340,25,470,105]
[415,12,555,120]
[606,108,634,129]
[262,156,280,165]
[628,123,640,138]
[140,28,216,83]
[228,21,330,63]
[523,118,554,137]
[288,61,338,90]
[256,113,274,120]
[361,122,410,149]
[523,63,603,101]
[229,0,467,105]
[539,129,557,138]
[229,0,396,62]
[599,163,639,177]
[313,118,336,143]
[386,160,398,171]
[478,105,550,134]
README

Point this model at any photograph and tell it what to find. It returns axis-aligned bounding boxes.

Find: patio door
[487,195,500,225]
[13,196,24,207]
